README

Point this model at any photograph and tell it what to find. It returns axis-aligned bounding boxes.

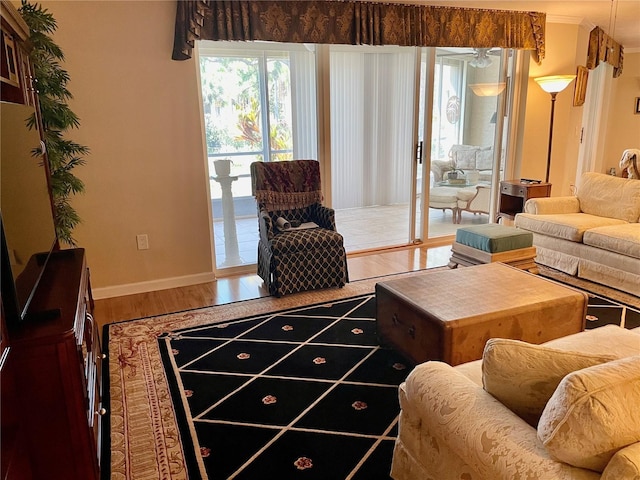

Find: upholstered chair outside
[250,160,349,297]
[456,184,491,223]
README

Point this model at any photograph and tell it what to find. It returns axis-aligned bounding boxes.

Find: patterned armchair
[250,160,349,297]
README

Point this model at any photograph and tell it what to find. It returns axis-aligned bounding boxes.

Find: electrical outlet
[136,234,149,250]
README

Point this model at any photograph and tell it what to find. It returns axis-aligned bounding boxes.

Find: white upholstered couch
[431,144,499,183]
[391,325,640,479]
[514,172,640,296]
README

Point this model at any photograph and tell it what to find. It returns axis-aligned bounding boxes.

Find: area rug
[103,270,639,479]
[159,293,410,479]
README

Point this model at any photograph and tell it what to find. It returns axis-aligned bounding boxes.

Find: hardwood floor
[94,244,453,328]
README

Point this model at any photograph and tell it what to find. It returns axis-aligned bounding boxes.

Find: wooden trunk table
[375,263,587,366]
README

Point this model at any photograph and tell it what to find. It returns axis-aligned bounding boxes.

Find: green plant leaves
[20,1,89,246]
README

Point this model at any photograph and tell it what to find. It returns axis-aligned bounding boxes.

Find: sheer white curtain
[330,46,416,209]
[577,62,613,180]
[290,48,318,160]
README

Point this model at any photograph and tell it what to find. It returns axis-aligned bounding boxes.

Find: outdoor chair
[250,160,349,297]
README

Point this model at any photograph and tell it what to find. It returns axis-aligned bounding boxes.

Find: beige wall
[523,23,586,195]
[39,2,637,296]
[605,52,640,174]
[45,1,214,296]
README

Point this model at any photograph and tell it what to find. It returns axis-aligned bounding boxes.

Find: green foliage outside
[19,1,89,246]
[200,55,292,162]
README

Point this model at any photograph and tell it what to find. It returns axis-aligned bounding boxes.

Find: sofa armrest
[523,196,581,215]
[400,362,600,479]
[431,159,455,182]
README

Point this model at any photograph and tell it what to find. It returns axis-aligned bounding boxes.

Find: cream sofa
[514,172,640,296]
[431,144,498,183]
[391,325,640,480]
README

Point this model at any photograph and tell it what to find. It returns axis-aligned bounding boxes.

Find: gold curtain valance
[172,1,545,63]
[586,27,624,77]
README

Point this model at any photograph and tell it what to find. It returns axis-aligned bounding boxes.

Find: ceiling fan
[437,48,502,68]
[468,48,494,68]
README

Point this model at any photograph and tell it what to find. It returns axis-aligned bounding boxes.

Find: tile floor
[213,203,489,270]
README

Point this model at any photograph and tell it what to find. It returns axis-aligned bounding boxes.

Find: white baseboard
[92,272,216,300]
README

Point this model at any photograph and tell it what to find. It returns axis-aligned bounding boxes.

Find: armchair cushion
[538,355,640,472]
[481,338,615,427]
[269,227,344,255]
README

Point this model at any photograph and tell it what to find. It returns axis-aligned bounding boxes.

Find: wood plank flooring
[94,244,453,329]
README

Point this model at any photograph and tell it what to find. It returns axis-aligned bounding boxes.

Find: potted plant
[446,168,465,181]
[20,1,89,246]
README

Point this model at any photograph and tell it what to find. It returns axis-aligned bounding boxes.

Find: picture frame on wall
[635,97,640,115]
[573,66,588,107]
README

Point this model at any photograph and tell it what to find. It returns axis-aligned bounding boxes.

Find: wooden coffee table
[375,263,587,366]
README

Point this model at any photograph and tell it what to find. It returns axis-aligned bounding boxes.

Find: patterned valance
[173,1,545,64]
[586,27,624,78]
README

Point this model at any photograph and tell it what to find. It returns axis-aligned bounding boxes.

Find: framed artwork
[573,66,588,106]
[635,97,640,115]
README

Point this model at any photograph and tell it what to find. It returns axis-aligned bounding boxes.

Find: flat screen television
[1,101,57,326]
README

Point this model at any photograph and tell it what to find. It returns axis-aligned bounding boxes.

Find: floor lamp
[534,75,576,183]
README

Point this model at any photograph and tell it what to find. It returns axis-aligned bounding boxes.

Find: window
[198,42,317,269]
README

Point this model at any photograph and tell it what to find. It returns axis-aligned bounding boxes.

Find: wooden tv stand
[2,248,103,479]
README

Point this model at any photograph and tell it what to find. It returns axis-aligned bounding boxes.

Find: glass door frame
[415,47,516,243]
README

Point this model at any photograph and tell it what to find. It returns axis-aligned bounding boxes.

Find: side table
[497,180,552,221]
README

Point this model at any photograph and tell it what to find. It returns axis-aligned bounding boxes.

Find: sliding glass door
[198,41,519,273]
[423,47,511,239]
[330,45,420,252]
[199,42,317,270]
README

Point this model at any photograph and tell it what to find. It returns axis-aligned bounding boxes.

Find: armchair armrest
[400,362,597,479]
[309,203,337,230]
[258,210,274,243]
[523,196,581,215]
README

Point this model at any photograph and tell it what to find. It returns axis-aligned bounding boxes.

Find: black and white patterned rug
[156,291,639,479]
[158,294,411,479]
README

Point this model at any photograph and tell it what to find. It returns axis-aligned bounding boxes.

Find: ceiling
[418,1,640,51]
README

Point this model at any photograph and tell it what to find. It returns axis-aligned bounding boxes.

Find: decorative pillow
[601,443,640,480]
[482,338,615,427]
[538,355,640,472]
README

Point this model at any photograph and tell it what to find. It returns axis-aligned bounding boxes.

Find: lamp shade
[534,75,576,94]
[469,83,506,97]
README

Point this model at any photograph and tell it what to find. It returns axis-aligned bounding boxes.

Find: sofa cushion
[514,212,627,242]
[601,443,640,480]
[476,147,493,170]
[577,172,640,223]
[538,355,640,472]
[481,338,615,427]
[542,324,640,358]
[455,150,477,170]
[583,223,640,259]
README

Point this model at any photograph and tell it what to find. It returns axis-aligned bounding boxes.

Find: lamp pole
[545,92,558,183]
[534,75,576,185]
